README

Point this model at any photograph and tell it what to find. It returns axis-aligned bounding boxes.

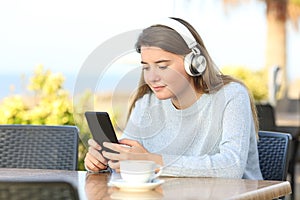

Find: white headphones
[156,17,207,76]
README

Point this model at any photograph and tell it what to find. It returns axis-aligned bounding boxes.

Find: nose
[144,67,161,83]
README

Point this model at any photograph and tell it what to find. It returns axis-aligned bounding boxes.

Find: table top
[0,168,292,200]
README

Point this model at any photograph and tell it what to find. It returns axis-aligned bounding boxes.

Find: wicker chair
[0,125,79,170]
[0,181,79,200]
[257,130,292,181]
[256,103,300,199]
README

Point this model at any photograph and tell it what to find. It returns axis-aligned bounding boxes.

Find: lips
[152,85,165,92]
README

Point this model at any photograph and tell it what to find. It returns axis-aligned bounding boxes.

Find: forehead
[140,46,184,65]
[140,46,165,52]
[140,46,176,59]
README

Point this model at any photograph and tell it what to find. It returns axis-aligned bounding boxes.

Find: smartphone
[85,111,119,153]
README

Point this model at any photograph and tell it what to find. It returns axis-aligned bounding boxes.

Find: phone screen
[85,111,119,153]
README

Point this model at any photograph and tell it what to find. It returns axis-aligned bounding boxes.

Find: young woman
[84,17,263,179]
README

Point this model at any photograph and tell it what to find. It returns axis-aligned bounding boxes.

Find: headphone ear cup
[184,52,207,76]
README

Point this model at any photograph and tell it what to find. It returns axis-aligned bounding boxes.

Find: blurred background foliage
[0,65,74,125]
[221,66,268,101]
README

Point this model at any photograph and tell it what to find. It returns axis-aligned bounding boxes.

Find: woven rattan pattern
[0,125,78,170]
[0,181,79,200]
[258,131,291,181]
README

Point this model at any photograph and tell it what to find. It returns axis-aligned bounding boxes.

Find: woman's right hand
[84,139,108,172]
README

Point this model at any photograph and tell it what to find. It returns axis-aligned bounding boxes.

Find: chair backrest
[257,130,291,181]
[0,125,79,170]
[256,104,276,130]
[0,181,79,200]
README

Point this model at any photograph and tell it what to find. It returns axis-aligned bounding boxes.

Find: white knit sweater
[122,82,263,180]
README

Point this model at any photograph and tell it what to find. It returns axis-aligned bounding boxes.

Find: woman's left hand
[102,139,162,172]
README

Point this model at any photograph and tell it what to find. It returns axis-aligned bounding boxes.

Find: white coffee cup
[120,160,162,183]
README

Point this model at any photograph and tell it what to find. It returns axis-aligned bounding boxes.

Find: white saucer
[108,179,164,192]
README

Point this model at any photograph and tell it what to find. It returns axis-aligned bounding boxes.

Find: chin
[156,97,169,100]
[154,93,172,100]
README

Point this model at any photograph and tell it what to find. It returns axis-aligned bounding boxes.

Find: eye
[158,65,167,70]
[141,65,150,71]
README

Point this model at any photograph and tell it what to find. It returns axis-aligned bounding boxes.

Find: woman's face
[140,46,196,106]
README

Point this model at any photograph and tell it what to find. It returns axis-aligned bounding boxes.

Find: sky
[0,0,299,97]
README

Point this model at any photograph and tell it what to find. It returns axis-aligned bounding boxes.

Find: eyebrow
[141,59,171,65]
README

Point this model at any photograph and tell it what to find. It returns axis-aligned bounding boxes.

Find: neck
[171,91,202,110]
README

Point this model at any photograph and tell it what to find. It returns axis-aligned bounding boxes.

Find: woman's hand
[102,139,163,172]
[84,139,109,172]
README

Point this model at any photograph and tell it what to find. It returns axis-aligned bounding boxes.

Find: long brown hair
[128,17,259,133]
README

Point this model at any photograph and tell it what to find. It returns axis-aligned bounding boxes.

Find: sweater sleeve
[162,86,254,178]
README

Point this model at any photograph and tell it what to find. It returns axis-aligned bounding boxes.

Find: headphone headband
[152,17,199,52]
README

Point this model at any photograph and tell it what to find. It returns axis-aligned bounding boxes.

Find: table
[0,168,292,200]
